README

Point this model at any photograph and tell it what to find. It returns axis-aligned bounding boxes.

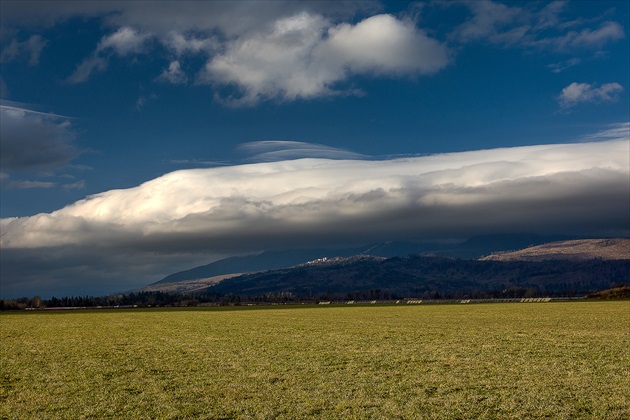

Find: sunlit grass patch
[1,302,628,418]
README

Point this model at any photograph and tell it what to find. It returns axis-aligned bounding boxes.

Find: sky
[0,0,628,298]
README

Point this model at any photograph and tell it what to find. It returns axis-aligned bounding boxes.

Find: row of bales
[318,297,558,305]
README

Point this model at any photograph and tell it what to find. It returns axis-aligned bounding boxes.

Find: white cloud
[1,1,381,92]
[97,26,149,56]
[322,14,448,75]
[533,0,566,31]
[201,13,448,105]
[0,34,47,65]
[558,82,624,108]
[62,180,86,190]
[201,12,334,104]
[546,57,581,73]
[1,134,628,296]
[533,21,625,51]
[66,56,108,84]
[3,1,626,102]
[0,104,79,173]
[58,6,447,97]
[450,0,524,43]
[67,26,149,83]
[162,31,217,56]
[563,21,625,49]
[156,60,187,84]
[239,141,367,162]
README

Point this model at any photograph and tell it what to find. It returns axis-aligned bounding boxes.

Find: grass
[1,301,629,419]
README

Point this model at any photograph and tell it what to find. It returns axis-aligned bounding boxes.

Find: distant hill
[146,243,429,292]
[141,274,242,293]
[481,239,630,262]
[151,244,400,285]
[445,233,575,259]
[208,255,630,299]
[147,233,575,290]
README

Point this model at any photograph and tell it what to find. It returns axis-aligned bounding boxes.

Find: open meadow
[1,301,629,419]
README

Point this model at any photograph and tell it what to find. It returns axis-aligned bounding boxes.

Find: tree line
[2,285,623,311]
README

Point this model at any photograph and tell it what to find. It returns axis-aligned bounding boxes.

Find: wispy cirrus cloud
[4,178,86,191]
[449,0,625,52]
[67,26,150,83]
[579,122,630,142]
[5,180,55,189]
[98,26,149,56]
[167,159,229,167]
[449,0,525,44]
[155,60,187,85]
[62,180,86,191]
[546,57,581,73]
[161,31,218,57]
[567,21,624,48]
[2,128,628,297]
[0,34,47,65]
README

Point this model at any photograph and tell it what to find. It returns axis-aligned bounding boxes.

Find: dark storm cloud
[0,104,79,174]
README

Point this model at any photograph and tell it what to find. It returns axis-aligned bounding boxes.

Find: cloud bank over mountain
[0,1,627,297]
[2,130,628,297]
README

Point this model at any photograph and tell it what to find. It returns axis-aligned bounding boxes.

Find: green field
[1,302,628,419]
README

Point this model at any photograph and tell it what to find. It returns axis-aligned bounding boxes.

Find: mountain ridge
[140,237,629,297]
[481,239,630,261]
[207,254,629,298]
[149,233,576,288]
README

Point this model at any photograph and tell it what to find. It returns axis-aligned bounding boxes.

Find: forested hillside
[209,255,630,299]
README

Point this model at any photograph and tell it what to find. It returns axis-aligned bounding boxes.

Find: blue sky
[1,1,628,297]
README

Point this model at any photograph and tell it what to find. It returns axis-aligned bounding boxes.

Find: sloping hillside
[141,274,241,293]
[480,239,630,262]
